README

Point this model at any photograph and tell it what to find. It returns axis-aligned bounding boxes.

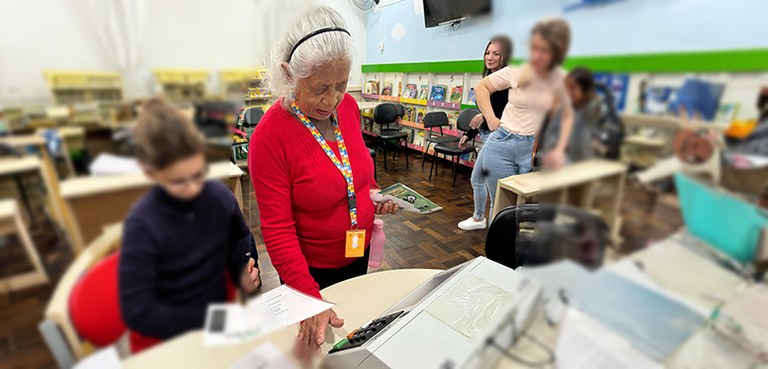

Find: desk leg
[13,175,36,228]
[608,173,626,248]
[492,183,518,222]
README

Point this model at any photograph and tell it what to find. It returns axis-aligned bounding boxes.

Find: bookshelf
[220,68,264,99]
[243,69,272,112]
[153,69,209,102]
[43,71,123,105]
[361,67,482,167]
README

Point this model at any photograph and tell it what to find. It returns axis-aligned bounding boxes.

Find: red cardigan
[249,94,375,298]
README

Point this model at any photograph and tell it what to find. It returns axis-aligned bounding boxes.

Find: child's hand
[241,258,261,294]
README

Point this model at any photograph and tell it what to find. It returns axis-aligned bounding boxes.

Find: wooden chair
[0,199,49,293]
[39,224,123,369]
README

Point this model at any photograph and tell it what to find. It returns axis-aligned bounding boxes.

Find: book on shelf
[365,80,379,95]
[381,81,393,96]
[430,85,447,102]
[403,106,415,122]
[416,108,427,124]
[403,84,418,99]
[449,86,463,104]
[447,111,460,130]
[418,85,429,101]
[467,88,476,105]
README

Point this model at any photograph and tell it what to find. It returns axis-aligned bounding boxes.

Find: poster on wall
[593,73,629,112]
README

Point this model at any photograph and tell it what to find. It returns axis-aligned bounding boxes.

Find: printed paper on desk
[254,284,336,327]
[204,285,334,346]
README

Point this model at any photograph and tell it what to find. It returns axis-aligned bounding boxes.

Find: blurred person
[119,97,261,353]
[249,6,398,357]
[539,67,602,163]
[458,18,574,231]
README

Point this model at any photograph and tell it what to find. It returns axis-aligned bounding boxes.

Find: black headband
[288,27,350,62]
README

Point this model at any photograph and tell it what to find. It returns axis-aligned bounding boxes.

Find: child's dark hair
[134,97,205,170]
[482,35,514,77]
[569,67,596,96]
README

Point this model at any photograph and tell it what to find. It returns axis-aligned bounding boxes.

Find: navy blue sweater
[119,180,256,339]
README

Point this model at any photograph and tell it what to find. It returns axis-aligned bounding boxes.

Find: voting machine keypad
[329,311,405,354]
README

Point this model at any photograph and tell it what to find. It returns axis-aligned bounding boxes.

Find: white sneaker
[458,217,487,231]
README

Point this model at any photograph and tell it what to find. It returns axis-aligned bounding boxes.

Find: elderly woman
[249,6,397,353]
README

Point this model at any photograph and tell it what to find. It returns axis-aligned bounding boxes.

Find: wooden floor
[0,152,683,369]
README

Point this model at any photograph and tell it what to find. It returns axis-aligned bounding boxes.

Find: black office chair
[373,103,410,171]
[429,109,478,186]
[420,112,459,168]
[484,204,608,270]
[239,106,264,139]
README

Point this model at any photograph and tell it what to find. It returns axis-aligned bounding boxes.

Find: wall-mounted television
[423,0,491,28]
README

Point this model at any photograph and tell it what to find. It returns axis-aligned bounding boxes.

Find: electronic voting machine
[324,257,543,369]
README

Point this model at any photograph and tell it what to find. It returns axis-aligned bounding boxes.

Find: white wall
[0,0,367,105]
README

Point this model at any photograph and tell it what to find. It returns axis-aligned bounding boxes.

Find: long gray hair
[268,6,353,104]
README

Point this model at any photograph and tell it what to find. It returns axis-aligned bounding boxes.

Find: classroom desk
[492,159,628,245]
[122,269,440,369]
[59,161,244,253]
[0,155,62,228]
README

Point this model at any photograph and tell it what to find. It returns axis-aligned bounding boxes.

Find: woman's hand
[542,149,566,169]
[459,135,469,146]
[370,189,399,215]
[240,258,261,294]
[469,113,484,129]
[294,308,345,361]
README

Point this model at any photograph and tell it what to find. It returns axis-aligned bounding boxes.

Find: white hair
[268,6,353,102]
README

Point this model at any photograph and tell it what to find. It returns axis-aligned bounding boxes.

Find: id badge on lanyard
[290,102,366,258]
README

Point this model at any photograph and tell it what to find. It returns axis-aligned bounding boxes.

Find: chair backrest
[243,107,264,127]
[423,112,449,129]
[457,108,480,132]
[45,224,123,359]
[485,204,607,270]
[68,252,125,347]
[373,103,399,126]
[393,103,404,119]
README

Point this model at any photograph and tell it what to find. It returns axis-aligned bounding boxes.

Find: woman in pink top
[458,18,575,231]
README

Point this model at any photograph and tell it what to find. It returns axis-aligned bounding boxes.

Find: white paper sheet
[556,308,663,369]
[229,342,299,369]
[204,285,335,346]
[73,346,121,369]
[257,285,336,327]
[88,153,142,175]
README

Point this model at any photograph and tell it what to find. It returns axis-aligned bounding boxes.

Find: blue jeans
[471,127,535,220]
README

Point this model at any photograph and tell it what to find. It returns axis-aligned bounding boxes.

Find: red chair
[68,252,126,348]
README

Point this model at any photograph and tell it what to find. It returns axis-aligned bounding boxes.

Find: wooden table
[0,136,69,227]
[59,161,244,253]
[492,159,628,245]
[0,199,49,293]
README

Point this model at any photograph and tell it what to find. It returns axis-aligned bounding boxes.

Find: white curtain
[81,0,147,97]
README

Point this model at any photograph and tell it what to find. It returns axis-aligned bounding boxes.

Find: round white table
[122,269,441,369]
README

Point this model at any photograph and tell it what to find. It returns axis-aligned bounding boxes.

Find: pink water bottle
[368,219,386,269]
